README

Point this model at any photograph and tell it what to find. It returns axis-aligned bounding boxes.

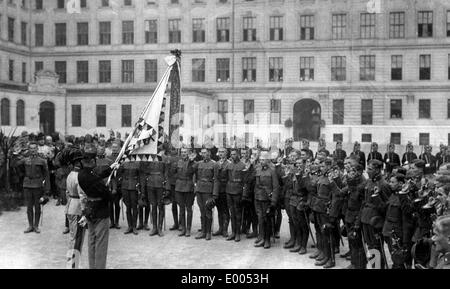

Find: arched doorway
[39,101,55,135]
[293,99,321,141]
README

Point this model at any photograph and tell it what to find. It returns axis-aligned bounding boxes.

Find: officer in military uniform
[214,147,230,237]
[117,157,142,235]
[167,146,180,231]
[315,138,330,159]
[361,159,391,269]
[301,140,314,160]
[436,145,450,168]
[432,215,450,269]
[332,141,347,162]
[367,142,383,163]
[225,149,246,242]
[193,148,219,241]
[420,145,437,175]
[17,142,50,233]
[142,154,169,236]
[350,142,366,171]
[402,142,418,166]
[107,141,121,229]
[174,147,196,237]
[271,150,284,239]
[54,148,71,234]
[384,143,401,174]
[242,149,258,239]
[254,151,280,249]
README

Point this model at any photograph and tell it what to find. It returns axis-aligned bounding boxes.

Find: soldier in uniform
[420,145,437,176]
[174,148,196,237]
[54,148,71,234]
[107,141,121,229]
[254,151,280,249]
[402,142,418,166]
[194,148,219,241]
[242,149,258,239]
[214,147,230,237]
[367,142,383,163]
[142,154,169,236]
[384,143,401,174]
[332,141,347,162]
[315,138,330,159]
[271,150,284,239]
[117,158,141,235]
[17,142,50,233]
[432,215,450,269]
[350,142,366,171]
[301,140,314,160]
[167,146,180,231]
[225,149,246,242]
[436,144,448,169]
[361,159,391,269]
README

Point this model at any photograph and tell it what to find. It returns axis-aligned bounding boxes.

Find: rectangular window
[35,24,43,46]
[333,134,343,143]
[332,99,344,124]
[124,0,132,6]
[145,20,158,44]
[360,13,375,39]
[218,99,228,124]
[300,15,314,40]
[101,0,109,7]
[192,58,205,82]
[447,11,450,37]
[8,17,15,42]
[449,55,450,80]
[72,105,81,127]
[390,99,402,119]
[168,19,181,43]
[76,61,89,83]
[57,0,65,9]
[145,59,157,82]
[448,99,450,119]
[331,56,346,81]
[121,60,134,83]
[391,55,402,80]
[9,60,14,81]
[242,57,256,82]
[361,99,373,125]
[362,134,372,143]
[269,57,283,82]
[391,133,401,145]
[35,61,43,75]
[244,99,254,124]
[359,55,375,81]
[217,17,230,42]
[99,60,111,83]
[121,105,132,127]
[243,17,256,42]
[269,16,283,41]
[419,54,431,80]
[419,133,430,146]
[270,99,281,124]
[99,22,111,45]
[77,22,89,45]
[122,21,134,44]
[216,58,230,82]
[96,105,106,127]
[418,11,433,38]
[21,22,27,45]
[55,23,66,46]
[21,62,26,83]
[332,14,346,40]
[35,0,43,10]
[300,57,314,81]
[419,99,431,119]
[80,0,87,8]
[389,12,405,39]
[192,18,205,43]
[55,61,66,83]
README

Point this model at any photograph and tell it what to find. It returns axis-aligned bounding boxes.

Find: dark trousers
[109,192,121,226]
[138,205,150,227]
[24,188,42,228]
[312,211,322,250]
[147,187,164,229]
[50,173,57,198]
[362,223,386,269]
[169,185,178,228]
[242,198,258,234]
[314,211,333,260]
[59,188,67,205]
[216,193,230,233]
[346,222,367,269]
[175,191,195,231]
[227,194,242,236]
[196,192,213,233]
[274,206,282,234]
[255,200,272,241]
[291,205,309,248]
[122,189,138,229]
[87,218,110,269]
[384,236,406,269]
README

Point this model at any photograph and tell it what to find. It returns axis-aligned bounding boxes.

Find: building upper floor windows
[8,17,15,42]
[391,55,402,80]
[99,22,111,45]
[77,22,89,46]
[192,18,205,43]
[169,19,181,43]
[360,55,375,81]
[332,14,346,40]
[192,58,205,82]
[418,11,433,38]
[35,23,44,46]
[216,58,230,82]
[331,56,346,81]
[269,16,283,41]
[360,13,375,39]
[269,57,283,82]
[389,12,405,39]
[419,99,431,119]
[57,0,65,9]
[300,15,314,40]
[124,0,132,6]
[419,54,431,80]
[217,17,230,42]
[122,21,134,44]
[242,57,256,82]
[101,0,109,7]
[300,57,314,81]
[447,11,450,37]
[35,0,43,10]
[145,20,158,44]
[390,99,402,119]
[243,17,256,42]
[55,23,66,46]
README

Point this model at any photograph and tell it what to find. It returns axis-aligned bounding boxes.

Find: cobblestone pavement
[0,199,350,269]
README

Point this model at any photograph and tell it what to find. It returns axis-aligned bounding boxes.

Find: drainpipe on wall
[231,0,235,146]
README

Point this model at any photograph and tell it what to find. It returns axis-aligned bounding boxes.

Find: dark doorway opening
[39,101,55,135]
[293,99,321,141]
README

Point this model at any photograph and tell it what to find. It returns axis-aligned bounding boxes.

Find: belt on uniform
[69,195,80,199]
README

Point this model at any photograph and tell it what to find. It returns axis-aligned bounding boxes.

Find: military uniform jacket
[254,165,279,205]
[167,155,179,186]
[360,176,391,225]
[194,159,219,196]
[141,158,169,189]
[117,161,141,191]
[351,151,366,170]
[290,173,308,210]
[384,152,400,172]
[282,171,296,204]
[17,155,50,191]
[217,159,231,194]
[329,178,346,219]
[226,160,246,195]
[367,151,383,163]
[95,156,118,192]
[436,152,450,168]
[311,175,334,214]
[242,162,256,200]
[305,174,319,209]
[174,158,196,192]
[402,152,418,165]
[435,252,450,269]
[420,153,437,175]
[344,175,366,224]
[332,149,347,162]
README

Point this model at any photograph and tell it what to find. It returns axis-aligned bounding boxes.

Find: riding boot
[149,207,158,236]
[214,207,223,236]
[222,218,229,238]
[186,209,193,237]
[290,229,302,253]
[205,218,212,241]
[196,217,206,239]
[157,208,164,237]
[284,222,295,249]
[264,220,271,249]
[137,207,144,230]
[170,203,179,230]
[178,211,186,236]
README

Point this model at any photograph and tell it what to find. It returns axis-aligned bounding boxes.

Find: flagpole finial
[170,49,182,58]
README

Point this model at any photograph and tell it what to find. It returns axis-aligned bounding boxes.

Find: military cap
[425,144,432,150]
[406,141,414,149]
[285,138,293,144]
[302,139,310,144]
[336,140,342,145]
[354,141,360,147]
[371,142,378,147]
[37,132,45,140]
[324,158,333,166]
[389,143,395,149]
